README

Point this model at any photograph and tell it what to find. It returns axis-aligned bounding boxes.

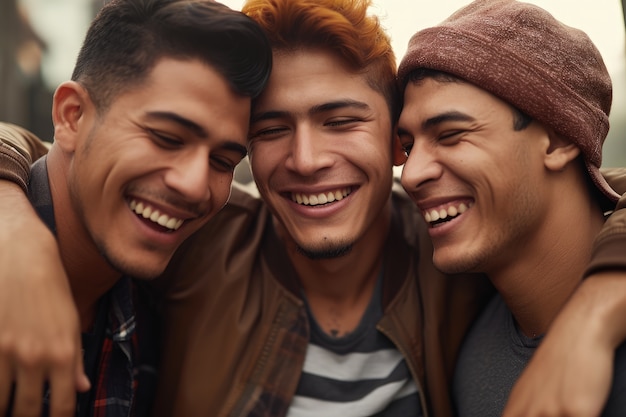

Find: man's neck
[47,150,121,332]
[281,205,391,336]
[491,195,606,338]
[58,238,121,332]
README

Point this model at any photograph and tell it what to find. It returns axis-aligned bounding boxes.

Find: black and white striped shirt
[289,275,423,417]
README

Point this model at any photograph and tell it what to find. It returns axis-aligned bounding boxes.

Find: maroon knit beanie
[397,0,619,204]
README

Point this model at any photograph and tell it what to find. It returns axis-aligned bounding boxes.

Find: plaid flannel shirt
[27,156,159,417]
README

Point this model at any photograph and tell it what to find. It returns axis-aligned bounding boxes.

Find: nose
[163,149,212,204]
[284,124,333,176]
[400,140,443,191]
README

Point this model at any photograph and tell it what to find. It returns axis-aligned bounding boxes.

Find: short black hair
[72,0,272,111]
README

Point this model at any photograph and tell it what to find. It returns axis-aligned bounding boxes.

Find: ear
[392,131,407,166]
[544,129,581,172]
[51,81,93,153]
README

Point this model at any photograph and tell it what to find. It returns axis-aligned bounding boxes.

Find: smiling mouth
[129,199,184,231]
[290,187,352,207]
[423,202,473,226]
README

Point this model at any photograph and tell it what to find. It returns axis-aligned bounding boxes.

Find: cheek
[249,142,282,177]
[211,175,236,210]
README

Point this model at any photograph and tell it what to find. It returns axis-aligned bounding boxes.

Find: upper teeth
[129,199,184,230]
[291,187,352,206]
[424,202,471,223]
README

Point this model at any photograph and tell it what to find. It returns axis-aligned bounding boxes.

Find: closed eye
[149,130,183,148]
[249,126,289,140]
[325,118,360,128]
[210,155,239,173]
[438,130,465,142]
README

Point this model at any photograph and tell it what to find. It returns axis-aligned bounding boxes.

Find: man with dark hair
[1,0,626,416]
[0,0,271,415]
[397,0,626,415]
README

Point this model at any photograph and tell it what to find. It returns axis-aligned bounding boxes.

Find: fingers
[74,337,90,394]
[46,334,85,417]
[12,366,44,417]
[0,356,13,416]
[49,364,79,417]
[0,334,84,417]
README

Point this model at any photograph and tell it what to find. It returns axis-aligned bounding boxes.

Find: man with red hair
[1,0,626,416]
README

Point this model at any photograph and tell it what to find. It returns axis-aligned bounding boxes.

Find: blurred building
[0,0,51,140]
[3,0,626,167]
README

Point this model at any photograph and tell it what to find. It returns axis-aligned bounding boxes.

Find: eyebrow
[422,111,475,130]
[146,111,247,157]
[146,111,208,137]
[310,99,370,114]
[398,111,475,138]
[250,99,371,124]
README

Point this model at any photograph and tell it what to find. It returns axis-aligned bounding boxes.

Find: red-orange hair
[242,0,399,120]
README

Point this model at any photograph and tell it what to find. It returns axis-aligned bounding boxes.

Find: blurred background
[3,0,625,169]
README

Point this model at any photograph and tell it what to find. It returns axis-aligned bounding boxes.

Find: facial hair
[296,243,353,260]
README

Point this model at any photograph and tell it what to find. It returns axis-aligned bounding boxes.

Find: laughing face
[53,58,250,279]
[248,49,395,259]
[398,77,552,276]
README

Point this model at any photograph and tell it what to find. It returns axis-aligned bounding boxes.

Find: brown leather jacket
[152,182,494,417]
[2,123,626,417]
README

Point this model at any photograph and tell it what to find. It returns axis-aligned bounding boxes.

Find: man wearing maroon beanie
[397,0,626,416]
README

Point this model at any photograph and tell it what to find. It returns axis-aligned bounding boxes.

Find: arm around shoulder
[502,167,626,417]
[0,122,50,192]
[0,123,87,417]
[586,167,626,275]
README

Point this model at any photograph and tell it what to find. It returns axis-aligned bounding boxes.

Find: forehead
[253,48,387,116]
[109,58,250,142]
[399,78,512,127]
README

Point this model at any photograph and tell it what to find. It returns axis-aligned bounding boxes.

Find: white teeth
[165,218,178,229]
[129,199,184,231]
[292,187,352,206]
[423,202,472,224]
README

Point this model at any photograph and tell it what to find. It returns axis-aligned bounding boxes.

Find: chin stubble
[296,243,353,260]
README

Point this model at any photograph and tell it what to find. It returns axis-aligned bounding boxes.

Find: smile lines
[129,199,184,230]
[291,187,352,206]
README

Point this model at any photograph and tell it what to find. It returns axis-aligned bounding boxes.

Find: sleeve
[585,167,626,276]
[0,122,50,193]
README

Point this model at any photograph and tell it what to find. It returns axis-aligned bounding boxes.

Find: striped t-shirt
[288,275,423,417]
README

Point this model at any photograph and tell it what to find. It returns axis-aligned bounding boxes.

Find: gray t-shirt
[453,294,626,417]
